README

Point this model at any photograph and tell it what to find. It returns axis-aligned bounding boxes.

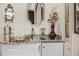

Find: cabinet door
[2,43,40,56]
[41,43,64,56]
[0,44,2,56]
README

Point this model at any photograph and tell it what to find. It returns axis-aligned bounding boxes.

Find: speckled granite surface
[0,35,64,45]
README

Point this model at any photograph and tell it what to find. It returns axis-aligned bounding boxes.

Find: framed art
[74,3,79,34]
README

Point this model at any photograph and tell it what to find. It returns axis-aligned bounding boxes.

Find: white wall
[0,3,65,42]
[44,3,65,36]
[0,3,32,42]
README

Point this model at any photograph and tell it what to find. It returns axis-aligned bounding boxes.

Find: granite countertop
[41,40,65,43]
[0,35,65,45]
[0,40,65,45]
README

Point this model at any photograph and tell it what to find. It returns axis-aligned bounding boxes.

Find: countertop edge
[0,40,65,45]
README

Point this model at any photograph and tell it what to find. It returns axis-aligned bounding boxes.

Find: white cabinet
[0,44,2,56]
[2,43,41,56]
[2,42,64,56]
[41,43,64,56]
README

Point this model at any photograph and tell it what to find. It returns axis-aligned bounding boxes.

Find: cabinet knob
[38,46,40,51]
[43,46,45,48]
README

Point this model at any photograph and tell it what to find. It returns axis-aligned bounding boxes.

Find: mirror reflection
[27,3,45,24]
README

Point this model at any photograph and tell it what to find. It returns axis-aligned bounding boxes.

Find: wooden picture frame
[74,3,79,34]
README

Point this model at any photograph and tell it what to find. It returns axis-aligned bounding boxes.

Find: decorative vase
[48,8,58,40]
[49,24,56,40]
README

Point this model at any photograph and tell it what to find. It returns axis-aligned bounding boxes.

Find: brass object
[10,35,30,42]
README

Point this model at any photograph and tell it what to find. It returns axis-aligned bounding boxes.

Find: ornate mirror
[5,4,14,22]
[27,3,45,25]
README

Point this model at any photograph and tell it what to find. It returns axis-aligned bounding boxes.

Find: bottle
[31,27,35,40]
[40,28,46,40]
